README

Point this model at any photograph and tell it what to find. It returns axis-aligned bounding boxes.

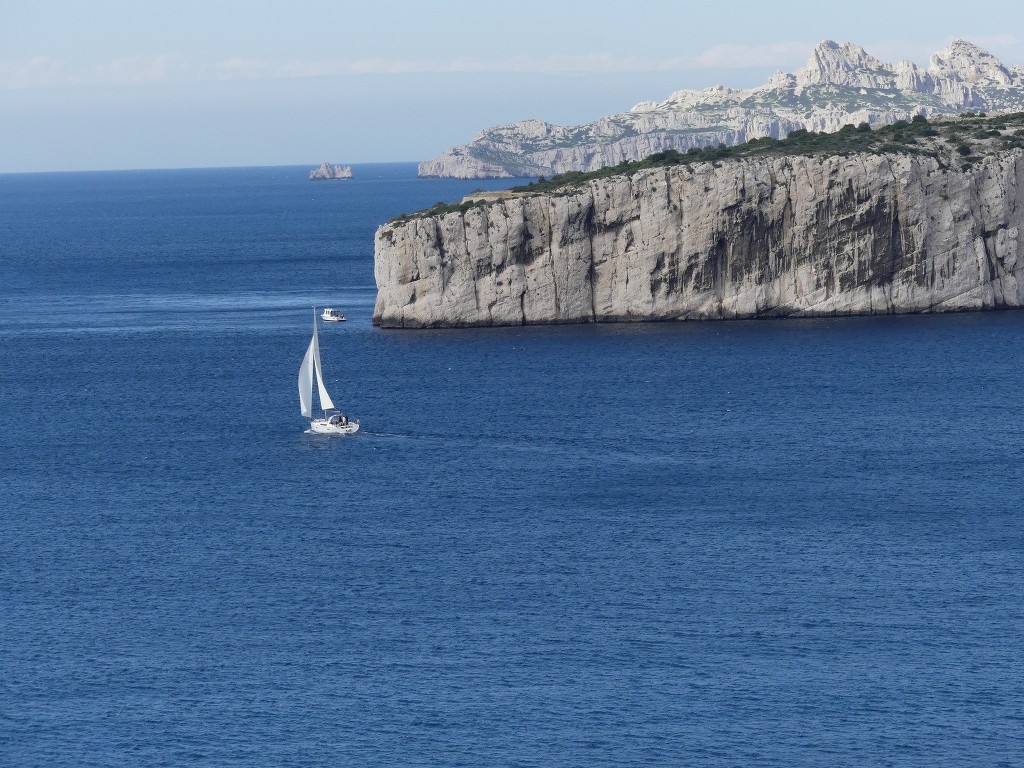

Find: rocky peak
[892,59,931,92]
[477,118,562,142]
[929,39,1014,85]
[309,162,352,180]
[765,71,798,90]
[795,40,894,89]
[418,39,1024,179]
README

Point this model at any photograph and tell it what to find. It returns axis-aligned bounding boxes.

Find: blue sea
[2,163,1023,767]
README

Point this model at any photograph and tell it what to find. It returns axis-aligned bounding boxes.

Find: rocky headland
[419,40,1024,179]
[376,113,1024,328]
[310,162,353,180]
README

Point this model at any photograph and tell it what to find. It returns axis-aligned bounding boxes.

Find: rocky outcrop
[375,148,1024,328]
[309,162,353,180]
[419,40,1024,178]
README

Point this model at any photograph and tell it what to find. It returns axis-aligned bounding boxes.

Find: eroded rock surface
[376,150,1024,327]
[310,162,353,180]
[419,40,1024,178]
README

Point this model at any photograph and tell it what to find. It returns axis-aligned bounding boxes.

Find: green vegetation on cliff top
[390,112,1024,223]
[514,112,1024,193]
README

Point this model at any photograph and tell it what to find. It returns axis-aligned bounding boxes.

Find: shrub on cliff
[490,112,1024,201]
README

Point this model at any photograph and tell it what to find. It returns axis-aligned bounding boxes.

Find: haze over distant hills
[418,39,1024,178]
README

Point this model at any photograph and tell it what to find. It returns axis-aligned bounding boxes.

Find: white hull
[321,308,346,322]
[308,418,360,435]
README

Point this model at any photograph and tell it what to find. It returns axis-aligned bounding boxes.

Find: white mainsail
[298,337,314,418]
[299,307,337,418]
[311,313,336,411]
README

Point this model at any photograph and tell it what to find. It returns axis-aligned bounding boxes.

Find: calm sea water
[2,164,1023,767]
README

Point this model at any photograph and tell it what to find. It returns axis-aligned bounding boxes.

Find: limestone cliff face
[419,40,1024,179]
[375,150,1024,327]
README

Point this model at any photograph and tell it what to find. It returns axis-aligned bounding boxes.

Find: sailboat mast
[313,305,320,418]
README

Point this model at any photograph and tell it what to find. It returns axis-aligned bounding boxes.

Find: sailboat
[298,306,359,435]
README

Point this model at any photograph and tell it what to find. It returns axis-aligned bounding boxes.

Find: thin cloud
[0,54,193,89]
[970,34,1024,65]
[345,53,750,75]
[689,42,813,69]
[347,55,651,74]
[5,37,1019,91]
[0,57,69,89]
[0,48,805,90]
[216,57,271,79]
[974,33,1018,51]
[91,55,179,85]
[348,58,426,74]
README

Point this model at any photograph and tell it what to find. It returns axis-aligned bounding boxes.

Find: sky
[2,0,1023,173]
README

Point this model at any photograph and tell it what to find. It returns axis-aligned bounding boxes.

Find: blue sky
[2,0,1022,172]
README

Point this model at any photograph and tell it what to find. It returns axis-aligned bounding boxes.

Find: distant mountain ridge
[418,39,1024,179]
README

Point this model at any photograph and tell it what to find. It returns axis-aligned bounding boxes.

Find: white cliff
[419,40,1024,179]
[377,122,1024,327]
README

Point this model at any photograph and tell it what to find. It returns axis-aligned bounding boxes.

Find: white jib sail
[312,316,336,411]
[298,337,315,418]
